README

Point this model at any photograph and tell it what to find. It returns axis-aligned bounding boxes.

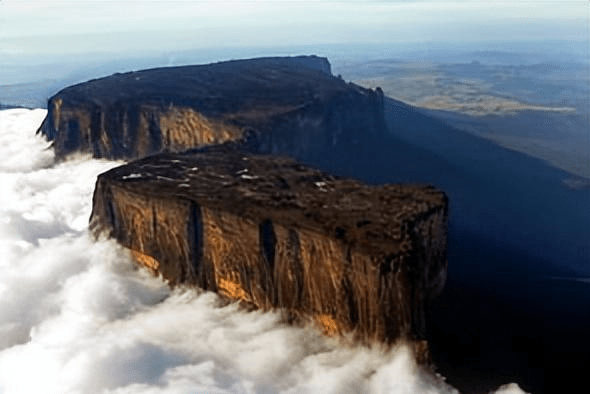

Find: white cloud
[0,108,530,394]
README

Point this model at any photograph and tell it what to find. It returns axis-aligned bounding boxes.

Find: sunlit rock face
[37,56,386,161]
[90,146,448,351]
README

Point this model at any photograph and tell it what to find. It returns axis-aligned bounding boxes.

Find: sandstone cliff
[90,146,448,348]
[37,56,386,161]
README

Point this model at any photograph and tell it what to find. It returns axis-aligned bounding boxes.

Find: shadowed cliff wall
[90,148,448,348]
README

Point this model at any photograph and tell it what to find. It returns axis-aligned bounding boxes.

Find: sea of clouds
[0,109,527,394]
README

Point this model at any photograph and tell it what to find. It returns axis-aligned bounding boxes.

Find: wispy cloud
[0,0,586,55]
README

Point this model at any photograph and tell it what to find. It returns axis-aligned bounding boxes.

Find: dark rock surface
[37,56,386,161]
[90,146,448,348]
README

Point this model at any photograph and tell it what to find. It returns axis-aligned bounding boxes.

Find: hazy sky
[1,0,588,56]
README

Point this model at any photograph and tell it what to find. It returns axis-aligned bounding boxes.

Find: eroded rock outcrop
[37,56,386,161]
[90,146,448,348]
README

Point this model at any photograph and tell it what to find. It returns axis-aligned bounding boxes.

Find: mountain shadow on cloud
[305,95,590,394]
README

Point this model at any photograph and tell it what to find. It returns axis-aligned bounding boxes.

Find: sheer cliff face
[90,148,448,348]
[38,56,386,161]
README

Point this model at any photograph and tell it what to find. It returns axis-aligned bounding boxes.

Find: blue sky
[1,0,588,56]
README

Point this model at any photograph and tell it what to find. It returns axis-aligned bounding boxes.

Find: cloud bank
[0,109,528,394]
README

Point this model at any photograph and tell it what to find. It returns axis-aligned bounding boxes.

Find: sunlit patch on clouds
[0,108,528,393]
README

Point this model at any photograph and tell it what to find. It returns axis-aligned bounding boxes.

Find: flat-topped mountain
[37,56,386,161]
[40,54,449,360]
[90,146,448,350]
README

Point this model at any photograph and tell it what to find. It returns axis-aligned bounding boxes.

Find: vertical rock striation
[90,147,448,349]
